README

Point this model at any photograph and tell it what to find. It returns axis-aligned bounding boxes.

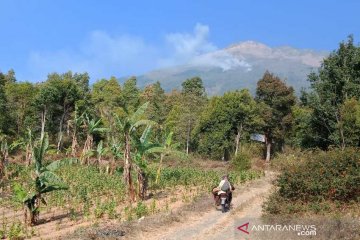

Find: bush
[271,148,308,170]
[231,152,251,171]
[277,148,360,202]
[135,202,148,218]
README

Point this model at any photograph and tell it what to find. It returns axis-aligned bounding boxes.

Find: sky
[0,0,359,82]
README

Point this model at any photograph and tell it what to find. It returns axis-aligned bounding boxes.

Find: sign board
[250,133,265,143]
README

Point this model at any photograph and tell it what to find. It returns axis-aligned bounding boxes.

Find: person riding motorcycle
[217,174,234,204]
[212,174,234,208]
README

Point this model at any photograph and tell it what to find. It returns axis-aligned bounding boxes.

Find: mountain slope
[136,41,327,95]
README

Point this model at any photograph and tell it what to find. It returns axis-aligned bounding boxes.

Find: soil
[127,170,275,240]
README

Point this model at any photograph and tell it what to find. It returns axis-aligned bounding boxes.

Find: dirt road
[68,169,359,240]
[132,171,275,240]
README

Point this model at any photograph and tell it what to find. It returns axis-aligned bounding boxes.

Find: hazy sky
[1,0,359,82]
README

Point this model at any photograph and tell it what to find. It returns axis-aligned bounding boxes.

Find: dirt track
[131,171,275,240]
[128,170,359,240]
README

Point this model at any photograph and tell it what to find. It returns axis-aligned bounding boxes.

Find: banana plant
[96,140,107,165]
[107,141,123,174]
[147,131,187,184]
[14,133,78,225]
[9,129,33,165]
[80,114,107,164]
[115,102,155,202]
[132,125,160,199]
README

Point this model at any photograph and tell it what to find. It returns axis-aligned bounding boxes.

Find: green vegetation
[0,36,359,238]
[262,36,360,218]
[13,134,77,225]
[231,152,251,171]
[1,163,261,226]
[296,36,360,149]
[264,149,360,216]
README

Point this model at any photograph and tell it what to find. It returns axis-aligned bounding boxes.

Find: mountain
[136,41,328,95]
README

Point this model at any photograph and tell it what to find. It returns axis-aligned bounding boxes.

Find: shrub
[231,152,251,171]
[271,148,308,170]
[135,202,148,218]
[277,148,360,202]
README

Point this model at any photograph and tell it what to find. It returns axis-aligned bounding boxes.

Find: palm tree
[80,115,107,164]
[115,102,154,202]
[14,134,77,225]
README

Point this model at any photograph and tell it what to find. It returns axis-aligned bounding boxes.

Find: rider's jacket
[217,179,233,195]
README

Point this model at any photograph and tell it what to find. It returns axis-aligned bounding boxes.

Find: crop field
[0,161,262,239]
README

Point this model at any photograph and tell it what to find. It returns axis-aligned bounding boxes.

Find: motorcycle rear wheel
[221,204,226,213]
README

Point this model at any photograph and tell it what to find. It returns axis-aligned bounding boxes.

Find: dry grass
[251,215,360,240]
[68,192,212,240]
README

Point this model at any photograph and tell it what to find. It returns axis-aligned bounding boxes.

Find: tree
[289,105,314,148]
[338,98,360,147]
[181,76,206,96]
[54,72,89,152]
[141,81,167,125]
[0,135,8,180]
[80,115,107,164]
[166,77,206,154]
[195,89,260,160]
[122,77,140,113]
[256,71,296,161]
[305,36,360,149]
[92,77,124,142]
[115,102,154,201]
[32,72,89,151]
[0,72,11,135]
[5,82,37,136]
[229,90,260,156]
[70,105,84,157]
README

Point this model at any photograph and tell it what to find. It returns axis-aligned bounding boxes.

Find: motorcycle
[219,192,230,213]
[212,188,233,213]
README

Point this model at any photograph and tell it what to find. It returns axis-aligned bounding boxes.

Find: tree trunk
[335,110,346,150]
[124,134,135,202]
[109,155,116,175]
[81,135,93,165]
[265,140,271,162]
[71,124,78,157]
[235,123,243,156]
[186,119,191,155]
[135,164,147,200]
[57,109,67,153]
[155,153,164,184]
[339,125,346,151]
[0,154,4,180]
[0,145,8,180]
[26,143,32,166]
[25,195,40,226]
[40,108,47,140]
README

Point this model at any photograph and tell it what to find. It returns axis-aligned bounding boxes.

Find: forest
[0,37,359,239]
